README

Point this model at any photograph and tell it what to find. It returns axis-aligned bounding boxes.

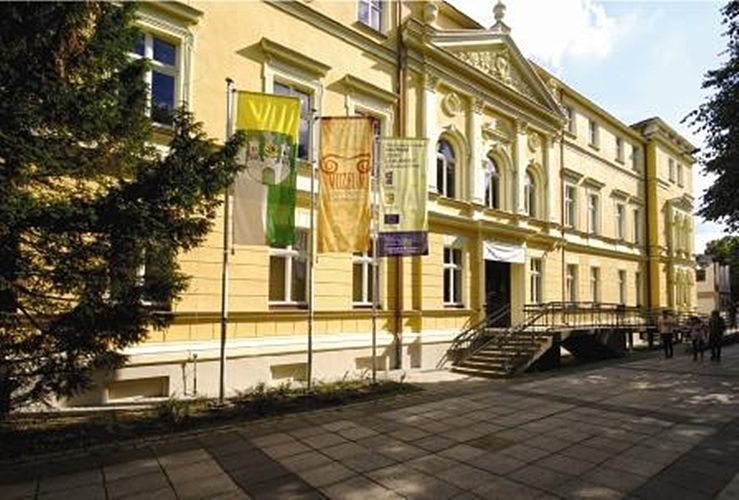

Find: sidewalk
[2,345,738,499]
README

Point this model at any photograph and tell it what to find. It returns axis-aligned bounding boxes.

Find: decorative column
[422,73,439,191]
[514,120,528,215]
[469,98,484,204]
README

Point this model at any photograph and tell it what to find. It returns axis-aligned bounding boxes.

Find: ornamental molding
[442,92,463,117]
[453,47,537,101]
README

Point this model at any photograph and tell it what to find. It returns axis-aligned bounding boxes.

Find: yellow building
[80,0,697,403]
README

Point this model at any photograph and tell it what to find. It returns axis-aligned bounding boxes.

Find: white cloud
[447,0,633,70]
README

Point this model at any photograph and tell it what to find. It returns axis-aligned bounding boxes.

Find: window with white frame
[615,203,625,240]
[587,193,600,235]
[443,246,463,306]
[588,119,599,148]
[615,137,624,163]
[618,270,626,305]
[566,264,578,303]
[633,208,642,244]
[436,140,456,199]
[274,82,312,161]
[484,157,499,209]
[668,158,676,183]
[564,184,577,228]
[358,0,383,31]
[524,171,536,217]
[677,163,684,187]
[529,258,543,304]
[590,266,601,303]
[631,145,640,170]
[635,271,643,306]
[132,32,179,126]
[269,230,308,305]
[352,241,379,307]
[564,106,576,135]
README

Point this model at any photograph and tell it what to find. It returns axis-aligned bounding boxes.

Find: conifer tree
[0,2,244,413]
[688,1,739,229]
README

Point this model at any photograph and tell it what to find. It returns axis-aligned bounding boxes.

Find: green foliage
[687,1,739,229]
[156,396,208,427]
[0,2,245,413]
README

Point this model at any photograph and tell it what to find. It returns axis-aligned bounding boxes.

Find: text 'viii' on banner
[378,137,428,257]
[232,91,301,248]
[317,117,373,253]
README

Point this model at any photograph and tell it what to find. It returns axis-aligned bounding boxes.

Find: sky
[447,0,729,253]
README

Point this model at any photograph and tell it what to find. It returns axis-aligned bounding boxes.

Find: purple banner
[378,231,428,257]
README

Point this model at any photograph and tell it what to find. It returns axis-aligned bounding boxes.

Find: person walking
[658,309,674,359]
[709,310,726,362]
[690,316,707,362]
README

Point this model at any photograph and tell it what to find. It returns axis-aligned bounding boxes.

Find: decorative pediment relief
[453,47,537,101]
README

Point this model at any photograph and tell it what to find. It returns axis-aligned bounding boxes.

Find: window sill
[589,143,600,151]
[443,303,465,309]
[353,303,383,309]
[353,20,388,39]
[269,303,308,310]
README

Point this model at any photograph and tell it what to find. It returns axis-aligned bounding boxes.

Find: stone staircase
[451,328,549,378]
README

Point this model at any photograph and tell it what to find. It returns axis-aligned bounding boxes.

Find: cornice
[339,75,398,105]
[141,1,203,25]
[264,0,396,65]
[259,37,331,77]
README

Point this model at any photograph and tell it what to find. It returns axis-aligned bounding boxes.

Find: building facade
[696,255,731,316]
[75,0,698,404]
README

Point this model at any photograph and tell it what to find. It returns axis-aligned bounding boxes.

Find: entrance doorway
[485,261,511,327]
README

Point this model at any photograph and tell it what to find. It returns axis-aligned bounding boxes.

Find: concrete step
[451,365,507,378]
[461,359,506,369]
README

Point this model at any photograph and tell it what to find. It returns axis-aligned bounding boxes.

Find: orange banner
[318,117,373,253]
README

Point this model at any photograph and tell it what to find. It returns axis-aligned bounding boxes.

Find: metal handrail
[449,303,511,356]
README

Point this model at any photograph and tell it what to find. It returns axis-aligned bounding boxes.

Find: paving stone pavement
[2,345,739,499]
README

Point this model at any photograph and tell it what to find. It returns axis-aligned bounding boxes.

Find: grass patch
[0,378,418,460]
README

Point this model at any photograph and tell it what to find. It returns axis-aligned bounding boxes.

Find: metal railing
[448,303,511,363]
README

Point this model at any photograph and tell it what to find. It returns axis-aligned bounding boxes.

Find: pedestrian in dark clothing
[658,310,674,359]
[689,316,706,362]
[709,310,726,361]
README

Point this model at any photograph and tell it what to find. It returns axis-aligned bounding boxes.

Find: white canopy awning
[483,240,525,264]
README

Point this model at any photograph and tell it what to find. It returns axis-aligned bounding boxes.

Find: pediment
[432,33,564,120]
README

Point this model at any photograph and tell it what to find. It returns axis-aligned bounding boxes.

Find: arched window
[524,171,536,217]
[484,157,499,209]
[436,140,456,198]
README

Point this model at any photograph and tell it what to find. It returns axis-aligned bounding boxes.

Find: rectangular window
[633,209,641,244]
[668,158,676,183]
[635,271,643,306]
[615,137,624,162]
[587,194,600,235]
[631,145,639,170]
[566,264,578,303]
[677,164,684,187]
[564,185,576,228]
[443,247,463,306]
[358,0,383,31]
[615,203,625,240]
[529,258,542,304]
[565,106,576,135]
[274,82,312,161]
[132,33,178,126]
[696,268,706,282]
[618,270,626,305]
[352,241,378,307]
[589,119,599,148]
[269,230,308,305]
[590,267,601,303]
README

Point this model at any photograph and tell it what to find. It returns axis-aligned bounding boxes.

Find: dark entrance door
[485,261,511,327]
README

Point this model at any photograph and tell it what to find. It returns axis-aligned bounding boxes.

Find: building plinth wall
[69,1,698,405]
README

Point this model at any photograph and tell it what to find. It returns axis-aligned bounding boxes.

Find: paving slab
[4,344,739,499]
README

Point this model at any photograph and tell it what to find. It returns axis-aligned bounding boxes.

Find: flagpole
[219,78,235,404]
[307,110,318,391]
[371,135,379,384]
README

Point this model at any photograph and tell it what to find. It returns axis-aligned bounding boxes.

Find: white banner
[483,241,525,263]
